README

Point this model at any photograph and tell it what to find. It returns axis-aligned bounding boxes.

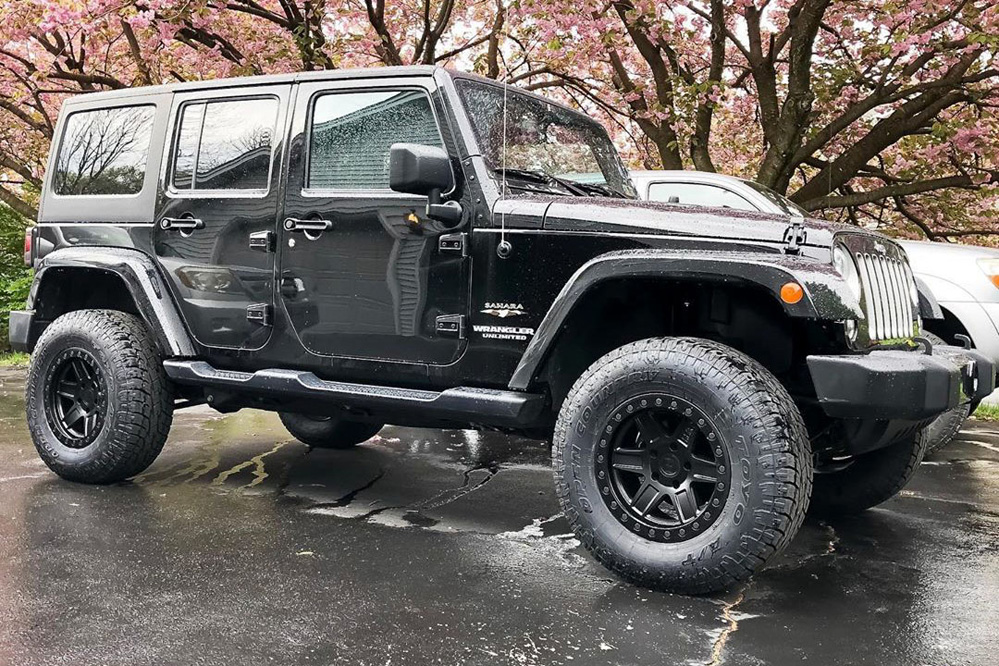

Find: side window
[53,105,155,196]
[307,90,443,190]
[647,182,758,212]
[170,97,278,192]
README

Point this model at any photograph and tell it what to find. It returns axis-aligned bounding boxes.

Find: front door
[153,85,291,351]
[279,79,466,366]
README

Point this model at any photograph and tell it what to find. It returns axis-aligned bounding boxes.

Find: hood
[500,195,859,249]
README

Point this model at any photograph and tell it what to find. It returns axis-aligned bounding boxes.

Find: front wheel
[553,337,812,595]
[26,310,174,484]
[279,412,382,449]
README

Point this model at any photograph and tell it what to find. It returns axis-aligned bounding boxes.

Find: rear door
[153,85,291,350]
[278,78,467,366]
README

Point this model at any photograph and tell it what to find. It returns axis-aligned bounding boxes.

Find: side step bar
[163,360,547,428]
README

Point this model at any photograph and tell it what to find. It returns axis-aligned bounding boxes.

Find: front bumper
[807,344,995,421]
[8,309,33,353]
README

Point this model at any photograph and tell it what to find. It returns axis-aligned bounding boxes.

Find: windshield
[742,179,809,217]
[455,79,637,198]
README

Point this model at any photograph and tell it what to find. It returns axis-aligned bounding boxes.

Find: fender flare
[27,246,196,356]
[914,276,944,320]
[508,249,862,390]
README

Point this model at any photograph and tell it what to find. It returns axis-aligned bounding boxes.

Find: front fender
[27,247,195,357]
[508,249,861,390]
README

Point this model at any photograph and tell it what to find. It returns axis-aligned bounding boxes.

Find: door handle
[160,217,205,231]
[283,218,332,233]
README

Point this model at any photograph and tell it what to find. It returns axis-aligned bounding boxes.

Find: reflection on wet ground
[0,367,997,665]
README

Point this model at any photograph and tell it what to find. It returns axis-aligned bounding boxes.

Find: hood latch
[782,221,807,255]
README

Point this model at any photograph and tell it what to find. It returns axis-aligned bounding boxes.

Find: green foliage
[0,352,29,367]
[972,402,999,422]
[0,204,30,353]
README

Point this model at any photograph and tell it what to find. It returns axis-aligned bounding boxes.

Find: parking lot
[0,365,996,665]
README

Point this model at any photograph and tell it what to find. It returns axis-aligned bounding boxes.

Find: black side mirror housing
[389,143,463,228]
[389,143,453,195]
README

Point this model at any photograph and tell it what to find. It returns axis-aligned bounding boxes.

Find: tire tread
[26,310,173,484]
[552,336,812,594]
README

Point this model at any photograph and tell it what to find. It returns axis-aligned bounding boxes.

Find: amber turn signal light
[780,282,804,304]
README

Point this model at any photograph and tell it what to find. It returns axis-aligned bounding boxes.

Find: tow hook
[913,335,934,355]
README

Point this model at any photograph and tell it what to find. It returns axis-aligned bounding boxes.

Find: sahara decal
[480,302,527,318]
[473,324,535,341]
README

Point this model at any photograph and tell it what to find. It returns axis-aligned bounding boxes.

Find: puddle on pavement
[110,400,569,547]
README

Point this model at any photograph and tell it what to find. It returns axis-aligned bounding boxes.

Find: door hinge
[782,221,807,255]
[438,232,468,256]
[249,230,275,253]
[246,303,273,326]
[436,314,465,339]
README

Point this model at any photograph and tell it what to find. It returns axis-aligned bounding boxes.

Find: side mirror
[389,143,462,228]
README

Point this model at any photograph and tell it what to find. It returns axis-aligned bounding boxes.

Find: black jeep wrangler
[11,66,994,594]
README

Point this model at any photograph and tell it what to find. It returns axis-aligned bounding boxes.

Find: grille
[854,252,916,341]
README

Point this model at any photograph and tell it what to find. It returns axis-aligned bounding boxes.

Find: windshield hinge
[782,221,807,255]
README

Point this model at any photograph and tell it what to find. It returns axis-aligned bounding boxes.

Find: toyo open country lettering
[10,66,994,594]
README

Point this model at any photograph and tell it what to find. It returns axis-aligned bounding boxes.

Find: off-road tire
[26,310,173,484]
[279,412,382,449]
[553,337,812,595]
[810,430,928,516]
[922,332,970,455]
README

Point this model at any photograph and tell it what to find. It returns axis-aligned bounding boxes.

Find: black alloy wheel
[26,309,174,484]
[553,336,813,594]
[44,348,107,448]
[597,394,730,543]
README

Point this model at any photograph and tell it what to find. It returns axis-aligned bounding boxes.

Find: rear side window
[171,97,279,192]
[53,105,155,196]
[307,90,443,190]
[647,182,757,212]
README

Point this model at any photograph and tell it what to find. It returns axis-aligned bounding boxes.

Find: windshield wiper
[568,181,628,198]
[493,168,591,197]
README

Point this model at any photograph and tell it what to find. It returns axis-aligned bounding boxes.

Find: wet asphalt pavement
[0,367,997,666]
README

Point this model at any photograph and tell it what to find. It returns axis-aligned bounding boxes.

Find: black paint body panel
[21,66,948,433]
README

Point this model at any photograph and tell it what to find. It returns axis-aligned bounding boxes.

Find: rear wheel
[553,337,812,594]
[279,412,382,449]
[810,430,927,516]
[26,310,174,484]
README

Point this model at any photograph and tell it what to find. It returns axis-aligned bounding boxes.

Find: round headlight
[833,245,863,302]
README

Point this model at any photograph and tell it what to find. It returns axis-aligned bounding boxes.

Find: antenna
[496,32,512,259]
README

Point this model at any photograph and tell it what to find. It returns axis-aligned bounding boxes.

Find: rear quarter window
[52,105,156,196]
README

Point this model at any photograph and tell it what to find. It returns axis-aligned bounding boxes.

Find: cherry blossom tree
[522,0,999,238]
[1,0,997,240]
